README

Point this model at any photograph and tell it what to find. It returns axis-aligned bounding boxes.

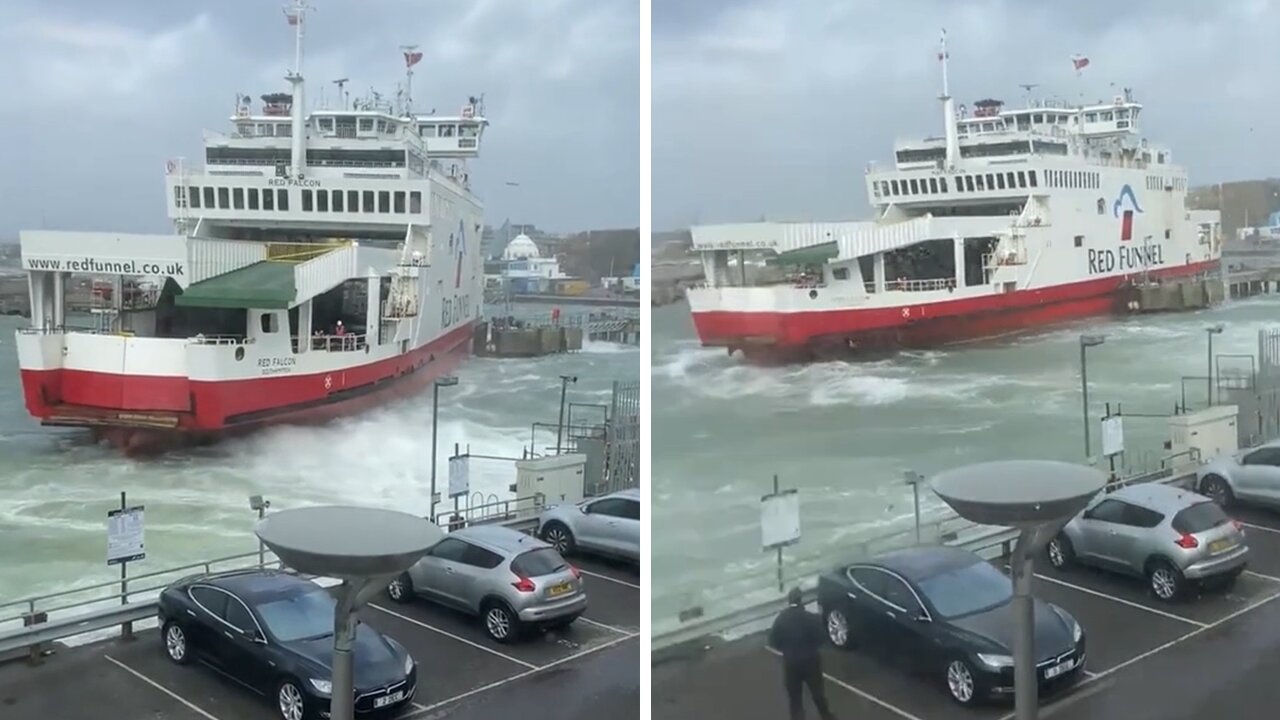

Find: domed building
[501,233,542,260]
[485,233,573,295]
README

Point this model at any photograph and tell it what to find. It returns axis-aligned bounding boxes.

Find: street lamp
[1206,324,1224,405]
[430,376,459,523]
[1079,334,1106,459]
[556,374,578,454]
[249,495,271,567]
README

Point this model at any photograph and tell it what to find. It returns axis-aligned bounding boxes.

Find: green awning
[174,261,297,309]
[771,242,839,266]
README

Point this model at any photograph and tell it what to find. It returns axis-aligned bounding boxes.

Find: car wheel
[945,658,979,706]
[1201,475,1235,508]
[276,678,308,720]
[387,572,413,604]
[541,522,576,555]
[162,621,190,665]
[483,601,522,644]
[1148,560,1183,602]
[1046,534,1075,570]
[824,606,853,649]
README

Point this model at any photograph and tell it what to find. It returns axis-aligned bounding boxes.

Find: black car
[816,546,1085,706]
[157,569,417,720]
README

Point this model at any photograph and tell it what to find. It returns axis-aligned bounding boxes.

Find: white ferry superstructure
[14,1,488,453]
[686,34,1222,361]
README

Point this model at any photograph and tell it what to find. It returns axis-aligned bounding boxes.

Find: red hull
[19,323,475,455]
[692,261,1218,361]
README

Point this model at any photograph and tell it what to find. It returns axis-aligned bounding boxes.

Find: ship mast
[938,28,959,170]
[285,0,309,178]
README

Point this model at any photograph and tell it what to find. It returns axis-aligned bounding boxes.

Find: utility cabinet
[514,453,586,517]
[1168,405,1238,464]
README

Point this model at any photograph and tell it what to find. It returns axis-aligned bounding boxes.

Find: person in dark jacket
[769,587,836,720]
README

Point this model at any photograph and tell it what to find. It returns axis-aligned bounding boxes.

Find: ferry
[13,0,487,453]
[686,33,1222,361]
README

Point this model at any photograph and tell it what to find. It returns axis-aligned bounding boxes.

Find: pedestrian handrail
[652,461,1204,653]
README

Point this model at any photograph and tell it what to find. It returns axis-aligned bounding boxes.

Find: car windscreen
[915,561,1012,619]
[252,588,336,642]
[1172,501,1229,534]
[511,548,568,578]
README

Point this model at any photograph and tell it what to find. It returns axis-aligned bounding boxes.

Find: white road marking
[401,632,639,718]
[765,647,924,720]
[581,569,640,589]
[1245,569,1280,583]
[1239,521,1280,535]
[577,615,632,635]
[369,604,538,670]
[1082,669,1099,678]
[1031,572,1207,628]
[105,655,224,720]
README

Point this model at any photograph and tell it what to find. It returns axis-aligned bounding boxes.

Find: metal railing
[653,453,1206,652]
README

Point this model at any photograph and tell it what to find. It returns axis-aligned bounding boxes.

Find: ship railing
[307,332,368,352]
[867,277,955,293]
[187,334,253,346]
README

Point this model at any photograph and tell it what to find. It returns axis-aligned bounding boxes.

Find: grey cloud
[653,0,1280,229]
[0,0,639,237]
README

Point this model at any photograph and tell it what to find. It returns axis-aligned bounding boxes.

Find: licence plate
[1044,658,1074,679]
[374,691,405,708]
[1209,538,1235,553]
[548,582,572,597]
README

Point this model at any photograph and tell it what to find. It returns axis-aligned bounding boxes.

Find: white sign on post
[107,505,146,565]
[761,489,801,550]
[448,455,470,498]
[1101,415,1125,457]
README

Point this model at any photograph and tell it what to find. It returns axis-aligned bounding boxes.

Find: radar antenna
[332,77,349,109]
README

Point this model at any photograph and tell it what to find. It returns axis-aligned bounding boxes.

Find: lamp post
[903,470,925,543]
[249,495,271,567]
[430,376,459,523]
[556,374,578,454]
[1206,324,1224,405]
[1079,334,1106,459]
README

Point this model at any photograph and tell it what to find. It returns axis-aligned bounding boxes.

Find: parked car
[1047,483,1247,601]
[1197,441,1280,510]
[536,487,640,562]
[386,525,586,643]
[817,546,1085,707]
[157,569,416,720]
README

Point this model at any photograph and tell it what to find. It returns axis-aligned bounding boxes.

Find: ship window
[410,191,422,213]
[217,187,230,209]
[832,267,850,281]
[1033,113,1043,123]
[394,191,406,213]
[277,123,291,137]
[1097,198,1105,214]
[362,190,374,213]
[262,187,274,210]
[347,190,359,211]
[939,177,948,193]
[986,173,996,189]
[890,180,900,195]
[1165,229,1171,239]
[277,189,289,210]
[173,186,186,208]
[232,188,244,210]
[318,117,333,132]
[880,181,890,197]
[260,312,278,334]
[1085,112,1098,122]
[1028,170,1038,187]
[248,188,259,210]
[965,175,975,192]
[439,125,455,137]
[377,119,387,133]
[188,186,201,209]
[1017,172,1026,188]
[358,118,374,132]
[316,190,328,212]
[1157,152,1165,164]
[928,178,938,194]
[378,191,391,213]
[996,174,1006,190]
[302,189,313,212]
[1006,172,1015,188]
[1100,111,1113,121]
[975,175,985,190]
[332,190,344,212]
[1074,235,1084,248]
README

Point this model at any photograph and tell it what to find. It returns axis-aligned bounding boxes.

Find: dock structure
[473,310,639,358]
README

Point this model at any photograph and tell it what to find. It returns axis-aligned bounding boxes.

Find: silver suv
[1197,440,1280,510]
[386,525,586,643]
[537,488,640,562]
[1047,483,1248,601]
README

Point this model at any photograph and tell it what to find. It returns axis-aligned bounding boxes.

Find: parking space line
[1240,521,1280,535]
[581,569,640,589]
[1245,569,1280,583]
[765,647,924,720]
[577,615,631,635]
[104,655,223,720]
[369,604,538,670]
[1031,572,1207,628]
[401,632,639,718]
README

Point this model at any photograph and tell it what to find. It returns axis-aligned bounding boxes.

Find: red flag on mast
[1071,55,1089,71]
[284,9,299,25]
[404,51,423,68]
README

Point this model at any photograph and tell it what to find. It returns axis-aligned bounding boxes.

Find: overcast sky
[653,0,1280,230]
[0,0,638,238]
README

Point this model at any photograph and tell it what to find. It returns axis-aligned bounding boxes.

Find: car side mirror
[914,612,930,623]
[249,628,266,643]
